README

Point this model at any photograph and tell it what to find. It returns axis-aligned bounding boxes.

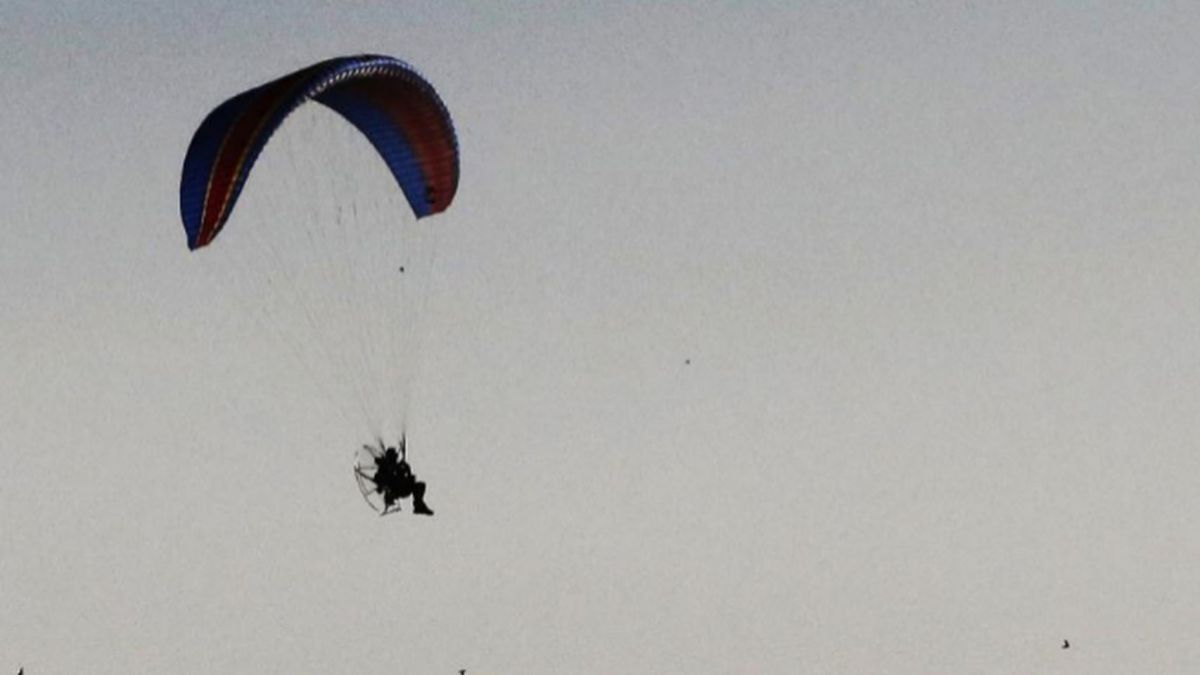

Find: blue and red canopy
[180,54,459,250]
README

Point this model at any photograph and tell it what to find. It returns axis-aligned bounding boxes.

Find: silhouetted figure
[1062,639,1070,649]
[371,437,433,515]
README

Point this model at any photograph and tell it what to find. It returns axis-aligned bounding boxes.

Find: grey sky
[4,2,1200,673]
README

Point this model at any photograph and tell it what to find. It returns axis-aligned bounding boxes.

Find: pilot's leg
[412,482,434,515]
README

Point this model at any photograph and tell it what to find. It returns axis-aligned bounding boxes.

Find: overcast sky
[5,2,1200,673]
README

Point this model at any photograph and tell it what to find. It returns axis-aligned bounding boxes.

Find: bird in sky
[1062,639,1070,649]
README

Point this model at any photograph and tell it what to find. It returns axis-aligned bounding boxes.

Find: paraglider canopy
[180,54,459,250]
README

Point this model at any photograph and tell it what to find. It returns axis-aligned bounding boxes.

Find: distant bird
[684,359,691,365]
[1062,639,1070,649]
[459,670,466,675]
